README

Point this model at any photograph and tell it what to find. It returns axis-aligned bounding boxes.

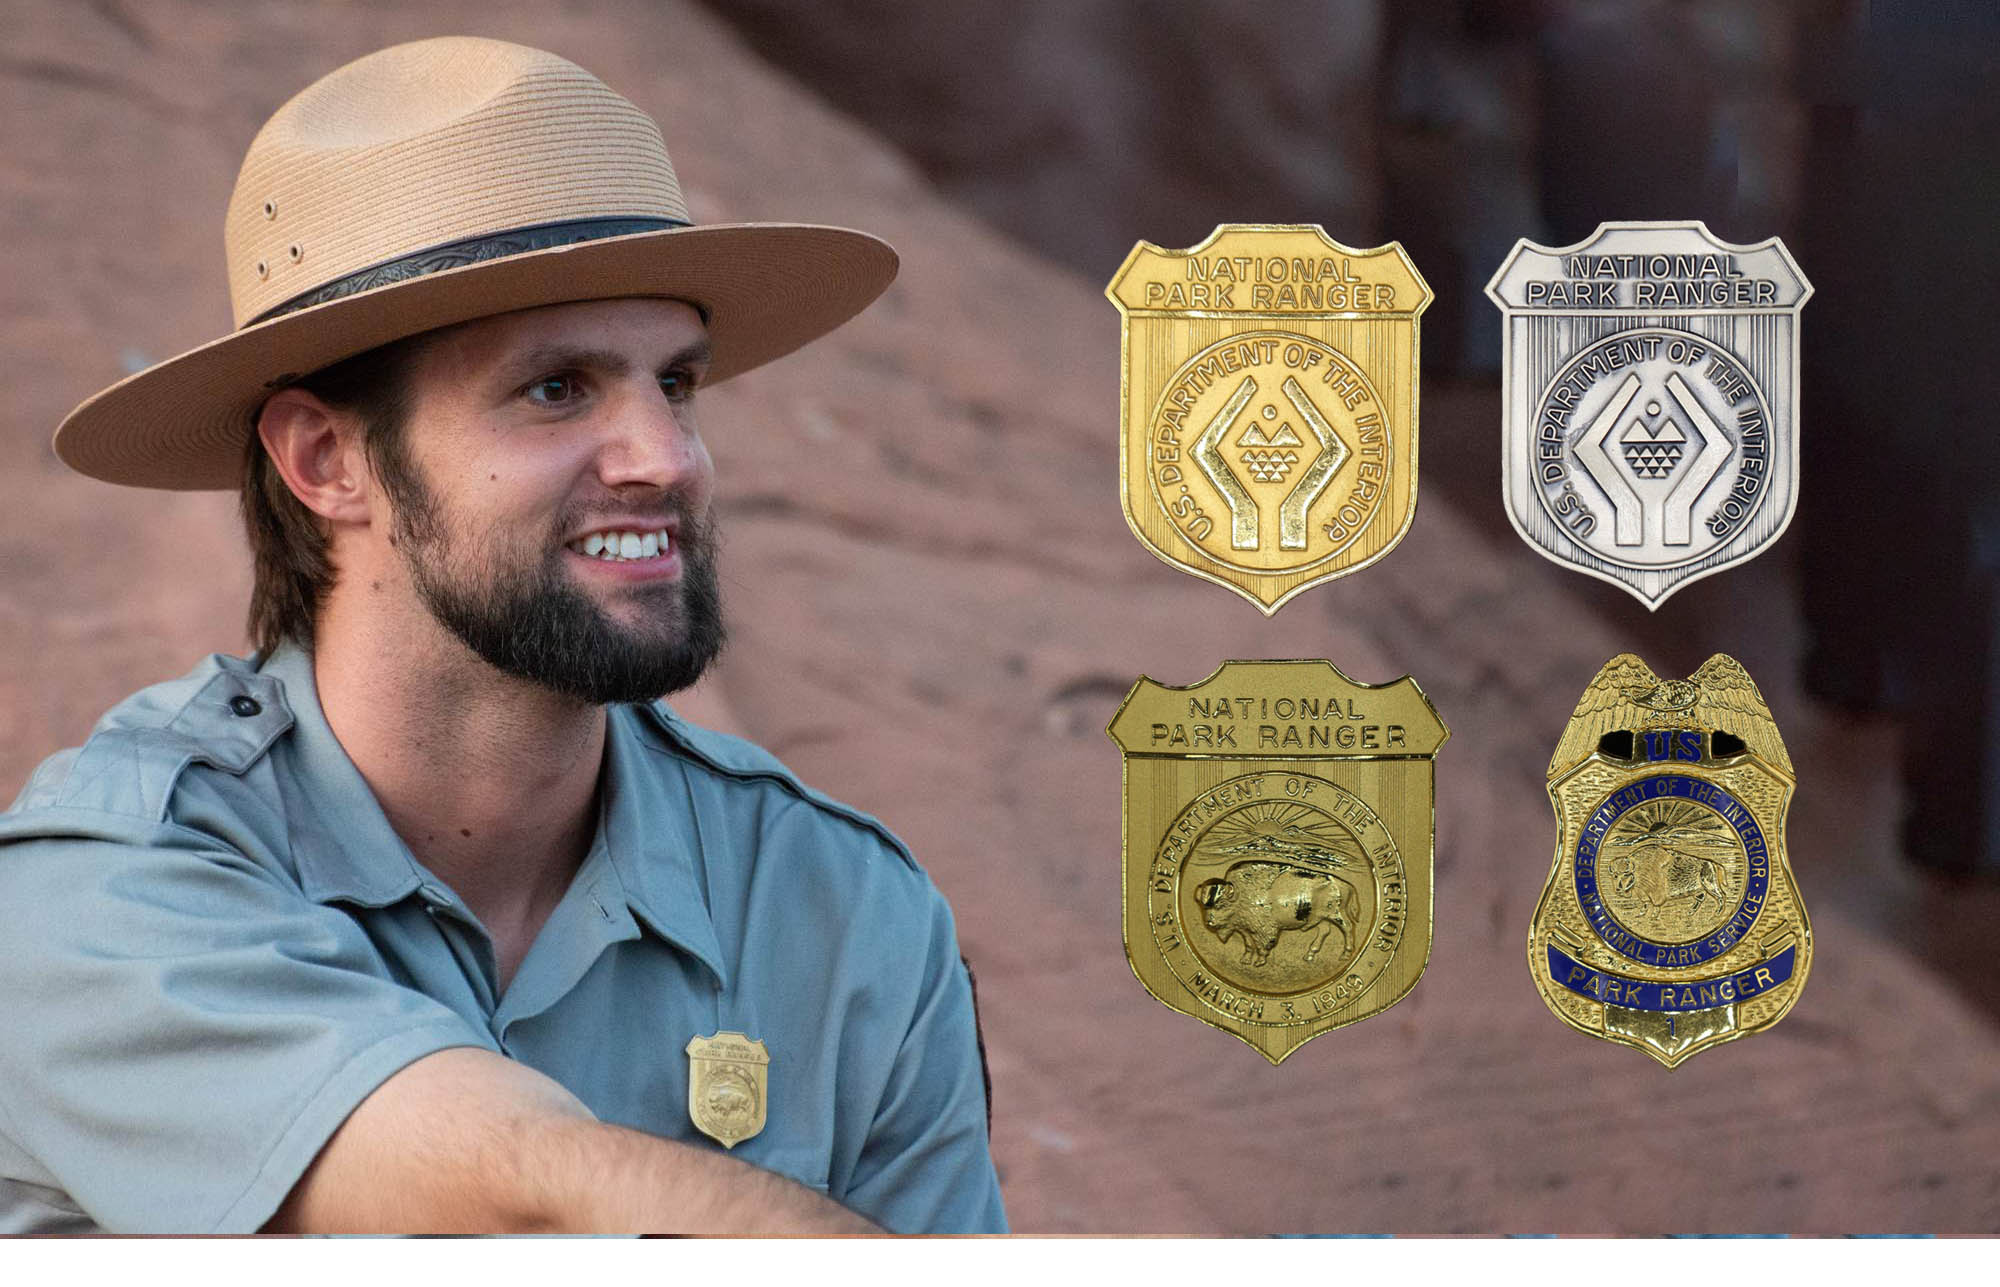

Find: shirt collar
[260,643,729,984]
[598,702,729,987]
[262,643,429,908]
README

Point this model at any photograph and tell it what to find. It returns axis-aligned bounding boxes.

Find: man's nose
[594,386,710,492]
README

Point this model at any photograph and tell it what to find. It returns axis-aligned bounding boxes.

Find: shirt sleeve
[840,889,1008,1234]
[0,820,496,1233]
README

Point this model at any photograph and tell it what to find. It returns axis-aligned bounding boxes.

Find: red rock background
[2,0,1995,1233]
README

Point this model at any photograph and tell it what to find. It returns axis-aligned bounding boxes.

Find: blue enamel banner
[1545,943,1796,1012]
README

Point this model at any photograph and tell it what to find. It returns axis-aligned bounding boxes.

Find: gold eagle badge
[1529,654,1812,1066]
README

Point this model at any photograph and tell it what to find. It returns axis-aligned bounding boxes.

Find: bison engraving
[1603,803,1736,924]
[1194,861,1358,968]
[1613,844,1726,915]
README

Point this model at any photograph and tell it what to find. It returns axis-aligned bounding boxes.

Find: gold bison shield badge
[1106,226,1431,613]
[686,1031,770,1148]
[1108,660,1448,1063]
[1529,655,1813,1067]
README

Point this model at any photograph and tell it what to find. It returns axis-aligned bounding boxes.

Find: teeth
[571,528,675,561]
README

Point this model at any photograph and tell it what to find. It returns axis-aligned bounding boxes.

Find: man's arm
[266,1048,878,1235]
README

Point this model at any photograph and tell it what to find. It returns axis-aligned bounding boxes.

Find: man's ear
[257,388,372,526]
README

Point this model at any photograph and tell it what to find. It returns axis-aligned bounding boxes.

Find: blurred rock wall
[707,0,1832,373]
[701,1,1385,284]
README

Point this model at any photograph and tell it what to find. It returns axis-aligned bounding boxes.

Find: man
[0,36,1005,1234]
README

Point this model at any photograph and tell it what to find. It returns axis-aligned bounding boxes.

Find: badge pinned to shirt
[686,1031,770,1148]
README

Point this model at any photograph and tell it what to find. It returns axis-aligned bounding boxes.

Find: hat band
[245,216,689,327]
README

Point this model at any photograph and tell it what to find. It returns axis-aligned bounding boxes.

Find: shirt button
[228,695,263,717]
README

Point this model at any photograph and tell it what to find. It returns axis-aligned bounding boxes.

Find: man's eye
[659,369,698,401]
[525,374,580,405]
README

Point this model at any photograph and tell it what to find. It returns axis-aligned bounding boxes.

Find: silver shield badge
[1486,222,1810,608]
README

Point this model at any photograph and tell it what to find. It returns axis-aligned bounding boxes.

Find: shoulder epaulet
[634,701,919,872]
[19,654,294,823]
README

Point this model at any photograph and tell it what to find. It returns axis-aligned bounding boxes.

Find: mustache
[556,488,714,539]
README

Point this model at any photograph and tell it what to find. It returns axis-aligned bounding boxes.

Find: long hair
[238,336,425,656]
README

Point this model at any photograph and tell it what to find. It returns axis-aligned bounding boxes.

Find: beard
[385,463,726,705]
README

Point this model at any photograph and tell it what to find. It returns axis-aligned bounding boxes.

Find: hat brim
[53,222,898,489]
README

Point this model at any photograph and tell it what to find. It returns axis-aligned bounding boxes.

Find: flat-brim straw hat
[53,36,898,490]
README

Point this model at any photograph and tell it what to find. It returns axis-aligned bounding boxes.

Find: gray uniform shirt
[0,645,1005,1234]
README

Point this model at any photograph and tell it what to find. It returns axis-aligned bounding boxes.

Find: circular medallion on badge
[1534,328,1772,569]
[700,1063,760,1134]
[1599,796,1749,945]
[1148,771,1406,1024]
[1571,772,1771,970]
[1146,332,1390,573]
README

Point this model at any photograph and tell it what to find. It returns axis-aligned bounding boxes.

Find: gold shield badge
[1106,226,1432,613]
[1108,660,1448,1062]
[685,1031,769,1148]
[1529,655,1813,1067]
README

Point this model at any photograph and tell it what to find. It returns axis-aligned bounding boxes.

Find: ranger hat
[53,35,898,489]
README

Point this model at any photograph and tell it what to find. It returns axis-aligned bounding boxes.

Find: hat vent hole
[255,260,268,278]
[262,200,276,219]
[288,244,302,262]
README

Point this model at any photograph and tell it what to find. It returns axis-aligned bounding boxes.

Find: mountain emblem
[1620,413,1687,479]
[1238,422,1305,449]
